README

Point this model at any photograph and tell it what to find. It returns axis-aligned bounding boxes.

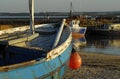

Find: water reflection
[72,36,87,51]
[73,35,120,55]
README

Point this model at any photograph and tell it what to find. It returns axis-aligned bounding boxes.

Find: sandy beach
[62,52,120,79]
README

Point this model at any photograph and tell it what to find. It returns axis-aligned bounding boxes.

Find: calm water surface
[73,36,120,55]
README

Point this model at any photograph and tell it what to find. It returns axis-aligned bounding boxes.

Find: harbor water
[73,35,120,55]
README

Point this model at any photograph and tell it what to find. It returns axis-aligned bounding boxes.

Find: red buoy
[69,52,82,69]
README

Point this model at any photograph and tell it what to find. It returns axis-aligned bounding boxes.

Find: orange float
[69,52,82,69]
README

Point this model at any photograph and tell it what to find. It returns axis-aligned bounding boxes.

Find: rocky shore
[62,52,120,79]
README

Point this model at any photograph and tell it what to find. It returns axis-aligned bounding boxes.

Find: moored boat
[0,0,72,79]
[69,19,87,37]
[87,24,120,36]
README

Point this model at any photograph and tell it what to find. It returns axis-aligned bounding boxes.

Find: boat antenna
[29,0,35,34]
[69,2,72,18]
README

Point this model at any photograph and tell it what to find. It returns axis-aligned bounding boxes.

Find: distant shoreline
[1,11,120,16]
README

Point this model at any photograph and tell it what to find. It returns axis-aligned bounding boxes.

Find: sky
[0,0,120,13]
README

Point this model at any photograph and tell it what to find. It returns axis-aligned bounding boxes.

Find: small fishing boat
[0,0,72,79]
[67,2,87,37]
[69,19,87,37]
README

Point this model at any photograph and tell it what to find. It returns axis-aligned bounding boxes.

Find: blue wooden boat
[0,0,72,79]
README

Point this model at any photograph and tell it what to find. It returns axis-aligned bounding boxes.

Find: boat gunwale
[46,28,72,61]
[0,24,53,36]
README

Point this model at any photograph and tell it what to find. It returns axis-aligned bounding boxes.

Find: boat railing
[0,26,29,35]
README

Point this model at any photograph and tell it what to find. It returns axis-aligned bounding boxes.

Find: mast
[29,0,35,34]
[69,2,72,18]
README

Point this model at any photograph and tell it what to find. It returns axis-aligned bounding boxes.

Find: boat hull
[71,27,87,37]
[86,24,120,36]
[0,44,72,79]
[88,29,120,36]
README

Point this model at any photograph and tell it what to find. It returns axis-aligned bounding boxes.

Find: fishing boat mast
[29,0,35,34]
[69,2,72,18]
